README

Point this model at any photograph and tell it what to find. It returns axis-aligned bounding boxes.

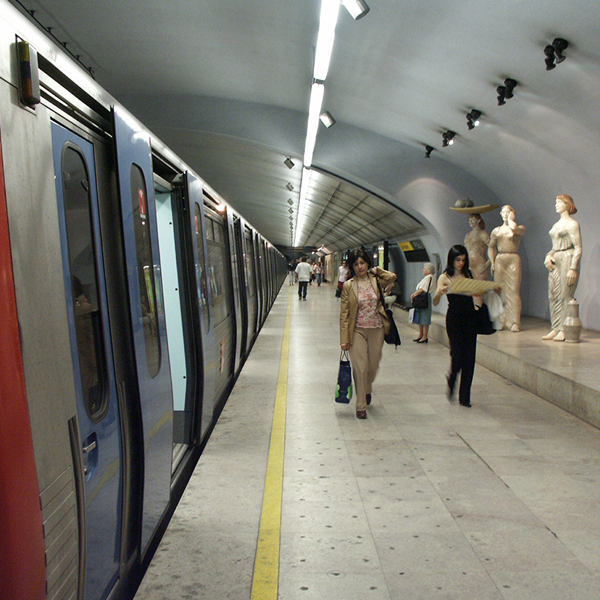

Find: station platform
[135,282,600,600]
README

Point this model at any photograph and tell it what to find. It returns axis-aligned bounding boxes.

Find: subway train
[0,5,287,600]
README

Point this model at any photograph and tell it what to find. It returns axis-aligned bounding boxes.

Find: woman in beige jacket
[340,249,397,419]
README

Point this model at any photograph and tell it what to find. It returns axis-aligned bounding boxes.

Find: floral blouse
[356,284,383,329]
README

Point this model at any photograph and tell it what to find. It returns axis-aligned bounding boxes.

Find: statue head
[500,205,516,221]
[468,213,485,230]
[556,194,577,215]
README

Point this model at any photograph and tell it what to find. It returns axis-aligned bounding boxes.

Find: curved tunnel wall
[117,93,600,332]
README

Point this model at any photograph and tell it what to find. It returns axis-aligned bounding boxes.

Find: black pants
[446,318,477,405]
[298,281,308,298]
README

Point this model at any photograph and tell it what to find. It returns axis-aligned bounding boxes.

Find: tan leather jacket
[340,267,397,346]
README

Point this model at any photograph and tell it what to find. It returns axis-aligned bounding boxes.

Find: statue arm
[570,221,582,271]
[488,231,497,274]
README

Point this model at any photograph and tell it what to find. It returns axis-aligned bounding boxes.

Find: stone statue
[542,194,582,342]
[464,214,491,280]
[488,205,526,332]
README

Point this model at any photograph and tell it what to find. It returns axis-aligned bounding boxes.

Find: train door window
[130,164,161,378]
[206,216,232,326]
[194,203,210,332]
[244,233,256,300]
[155,178,190,461]
[61,145,108,421]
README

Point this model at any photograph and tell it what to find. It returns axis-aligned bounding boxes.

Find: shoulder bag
[475,302,496,335]
[377,279,401,347]
[411,276,431,309]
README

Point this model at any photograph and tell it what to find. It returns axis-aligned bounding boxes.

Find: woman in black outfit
[432,245,480,407]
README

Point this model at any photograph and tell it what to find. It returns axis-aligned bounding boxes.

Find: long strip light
[314,0,341,80]
[304,82,325,167]
[294,167,312,246]
[296,0,341,247]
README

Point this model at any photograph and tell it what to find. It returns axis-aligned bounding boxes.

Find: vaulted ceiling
[13,0,600,265]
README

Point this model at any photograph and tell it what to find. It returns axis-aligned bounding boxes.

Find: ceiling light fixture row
[295,0,370,246]
[544,38,569,71]
[423,34,569,159]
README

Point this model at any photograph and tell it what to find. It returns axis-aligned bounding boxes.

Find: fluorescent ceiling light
[342,0,370,20]
[304,82,325,167]
[314,0,341,81]
[294,167,312,246]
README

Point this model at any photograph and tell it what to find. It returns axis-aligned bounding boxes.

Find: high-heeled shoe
[412,337,422,342]
[417,338,428,344]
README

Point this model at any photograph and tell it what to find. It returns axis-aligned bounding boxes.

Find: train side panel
[0,103,46,600]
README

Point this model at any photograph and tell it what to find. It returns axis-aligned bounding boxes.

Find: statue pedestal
[564,299,583,343]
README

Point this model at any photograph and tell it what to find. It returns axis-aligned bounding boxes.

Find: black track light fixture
[425,145,434,158]
[544,38,569,70]
[466,109,482,130]
[442,131,455,147]
[504,78,517,99]
[497,78,517,105]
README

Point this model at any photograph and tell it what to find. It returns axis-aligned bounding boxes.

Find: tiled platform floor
[135,282,600,600]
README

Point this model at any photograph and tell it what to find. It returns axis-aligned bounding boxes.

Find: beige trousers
[349,327,385,411]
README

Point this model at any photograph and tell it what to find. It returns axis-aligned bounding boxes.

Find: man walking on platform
[295,257,312,301]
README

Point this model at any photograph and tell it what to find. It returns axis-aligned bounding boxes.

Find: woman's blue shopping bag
[335,350,353,403]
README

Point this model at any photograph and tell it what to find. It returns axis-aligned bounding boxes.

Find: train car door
[185,172,214,438]
[51,122,122,600]
[231,215,247,364]
[254,234,264,326]
[243,225,258,349]
[112,107,173,555]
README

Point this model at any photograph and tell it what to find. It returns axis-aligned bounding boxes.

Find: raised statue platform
[396,307,600,430]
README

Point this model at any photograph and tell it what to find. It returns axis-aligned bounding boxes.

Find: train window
[212,220,224,244]
[194,203,210,331]
[61,145,108,421]
[244,234,256,298]
[130,164,161,378]
[205,219,214,241]
[206,218,231,326]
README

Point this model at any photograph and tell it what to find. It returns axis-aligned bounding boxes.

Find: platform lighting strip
[295,0,340,247]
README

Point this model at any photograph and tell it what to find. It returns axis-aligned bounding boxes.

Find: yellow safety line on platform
[250,291,291,600]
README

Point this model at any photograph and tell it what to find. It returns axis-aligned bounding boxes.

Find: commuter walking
[432,245,481,407]
[340,249,396,419]
[295,257,312,300]
[315,263,323,286]
[336,259,350,298]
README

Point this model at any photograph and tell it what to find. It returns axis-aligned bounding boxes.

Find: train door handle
[82,440,97,454]
[82,432,98,478]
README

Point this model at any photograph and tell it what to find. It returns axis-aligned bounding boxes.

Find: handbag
[411,276,431,309]
[475,302,496,335]
[335,350,353,403]
[376,279,401,347]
